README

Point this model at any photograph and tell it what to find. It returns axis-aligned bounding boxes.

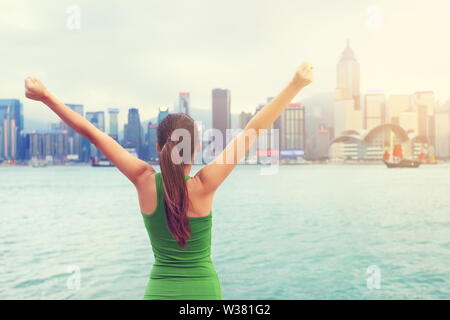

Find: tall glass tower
[65,104,84,161]
[86,111,105,158]
[124,108,142,150]
[336,40,360,110]
[0,99,23,162]
[212,88,231,149]
[157,106,169,124]
[86,111,105,132]
[147,122,158,161]
[108,108,120,141]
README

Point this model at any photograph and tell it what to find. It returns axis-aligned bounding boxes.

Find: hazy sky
[1,0,449,127]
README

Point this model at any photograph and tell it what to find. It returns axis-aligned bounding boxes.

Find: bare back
[137,169,214,218]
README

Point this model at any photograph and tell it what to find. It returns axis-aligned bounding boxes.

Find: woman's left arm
[24,77,154,185]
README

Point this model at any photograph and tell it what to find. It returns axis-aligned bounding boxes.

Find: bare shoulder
[192,162,228,194]
[189,173,213,195]
[187,174,215,217]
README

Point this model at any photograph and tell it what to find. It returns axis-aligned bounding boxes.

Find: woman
[24,62,313,299]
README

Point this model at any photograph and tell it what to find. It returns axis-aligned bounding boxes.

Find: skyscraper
[212,88,231,149]
[179,92,190,115]
[336,39,360,110]
[85,111,105,132]
[254,100,281,163]
[0,99,23,162]
[334,99,363,136]
[314,124,332,160]
[399,111,418,134]
[86,111,105,158]
[280,103,305,159]
[108,108,120,141]
[65,104,84,161]
[46,131,69,164]
[27,131,43,160]
[334,40,363,137]
[66,104,83,117]
[387,95,412,125]
[158,106,169,124]
[365,92,386,130]
[414,91,436,145]
[238,111,253,129]
[124,108,142,154]
[147,122,159,162]
[434,113,450,159]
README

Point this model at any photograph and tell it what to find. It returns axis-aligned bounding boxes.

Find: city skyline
[3,38,450,164]
[3,0,450,129]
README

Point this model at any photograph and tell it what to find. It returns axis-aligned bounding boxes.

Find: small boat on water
[383,159,421,168]
[383,144,421,168]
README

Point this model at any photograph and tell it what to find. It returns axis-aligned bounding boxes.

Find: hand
[291,62,314,89]
[24,77,49,101]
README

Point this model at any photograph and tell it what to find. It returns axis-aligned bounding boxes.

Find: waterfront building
[147,122,158,162]
[279,103,305,160]
[435,113,450,159]
[0,99,23,162]
[365,92,386,131]
[86,111,105,158]
[212,88,231,149]
[108,108,120,141]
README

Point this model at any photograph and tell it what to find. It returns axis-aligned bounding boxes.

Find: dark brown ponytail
[157,113,198,249]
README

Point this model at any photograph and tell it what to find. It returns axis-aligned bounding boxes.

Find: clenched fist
[291,62,314,88]
[25,77,49,101]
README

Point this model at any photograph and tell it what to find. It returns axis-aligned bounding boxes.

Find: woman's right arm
[24,77,154,186]
[195,62,314,193]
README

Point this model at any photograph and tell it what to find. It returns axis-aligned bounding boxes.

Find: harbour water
[1,164,449,299]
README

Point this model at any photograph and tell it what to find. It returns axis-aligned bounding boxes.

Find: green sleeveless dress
[141,172,222,300]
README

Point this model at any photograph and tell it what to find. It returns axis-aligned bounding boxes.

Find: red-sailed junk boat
[383,144,421,168]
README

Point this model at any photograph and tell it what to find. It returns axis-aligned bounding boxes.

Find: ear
[156,143,161,153]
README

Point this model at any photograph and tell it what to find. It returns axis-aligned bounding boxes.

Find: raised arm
[24,77,153,185]
[196,62,313,192]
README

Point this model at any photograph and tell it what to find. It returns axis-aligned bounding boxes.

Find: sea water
[1,164,449,299]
